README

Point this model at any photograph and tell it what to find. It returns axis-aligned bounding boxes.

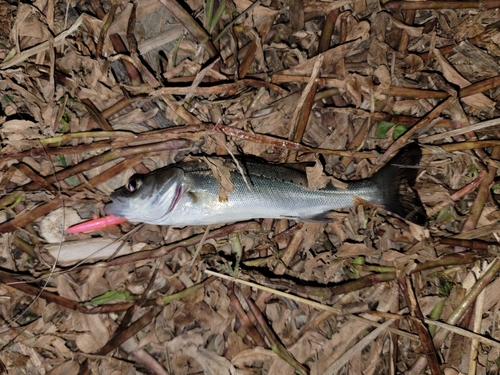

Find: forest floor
[1,0,500,374]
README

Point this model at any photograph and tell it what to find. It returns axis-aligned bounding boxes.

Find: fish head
[104,167,185,224]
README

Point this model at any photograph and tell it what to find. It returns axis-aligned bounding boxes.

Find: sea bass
[103,144,426,226]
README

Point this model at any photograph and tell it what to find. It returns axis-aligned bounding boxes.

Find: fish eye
[126,177,142,193]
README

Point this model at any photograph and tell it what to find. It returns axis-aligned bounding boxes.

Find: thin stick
[204,269,419,341]
[213,1,260,44]
[323,318,397,375]
[378,96,456,165]
[419,117,500,143]
[423,318,500,350]
[385,0,500,10]
[0,14,84,69]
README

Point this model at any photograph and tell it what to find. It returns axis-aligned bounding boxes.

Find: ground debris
[1,0,500,374]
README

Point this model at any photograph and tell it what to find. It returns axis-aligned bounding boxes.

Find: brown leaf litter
[1,0,500,374]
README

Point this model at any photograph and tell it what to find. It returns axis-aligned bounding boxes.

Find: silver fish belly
[104,145,426,226]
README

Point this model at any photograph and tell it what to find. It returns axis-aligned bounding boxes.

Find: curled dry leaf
[185,345,237,375]
[306,159,348,190]
[336,242,376,258]
[433,47,495,111]
[381,11,424,37]
[203,157,235,202]
[38,207,82,243]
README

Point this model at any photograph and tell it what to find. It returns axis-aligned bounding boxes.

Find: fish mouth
[104,201,121,217]
[104,195,125,216]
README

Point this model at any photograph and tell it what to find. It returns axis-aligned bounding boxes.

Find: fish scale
[172,166,380,225]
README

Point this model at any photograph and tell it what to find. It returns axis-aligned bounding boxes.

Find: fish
[103,144,426,226]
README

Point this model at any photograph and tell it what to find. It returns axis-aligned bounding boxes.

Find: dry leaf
[433,47,495,111]
[203,157,235,202]
[336,242,376,257]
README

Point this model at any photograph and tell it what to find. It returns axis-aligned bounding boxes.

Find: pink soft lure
[67,215,128,233]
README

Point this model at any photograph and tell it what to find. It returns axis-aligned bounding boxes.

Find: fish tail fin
[373,144,426,225]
